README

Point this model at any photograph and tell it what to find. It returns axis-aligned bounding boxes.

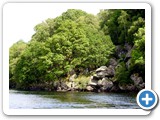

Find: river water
[9,90,139,109]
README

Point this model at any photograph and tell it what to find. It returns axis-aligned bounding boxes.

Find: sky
[3,3,100,47]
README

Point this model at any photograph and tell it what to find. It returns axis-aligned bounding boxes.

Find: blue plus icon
[142,93,153,105]
[137,89,158,110]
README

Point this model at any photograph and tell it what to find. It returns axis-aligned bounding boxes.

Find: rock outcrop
[130,73,145,90]
[89,65,116,92]
[89,64,144,92]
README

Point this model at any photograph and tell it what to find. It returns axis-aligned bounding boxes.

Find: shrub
[74,76,90,90]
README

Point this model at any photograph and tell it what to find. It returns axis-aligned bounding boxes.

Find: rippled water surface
[9,90,139,109]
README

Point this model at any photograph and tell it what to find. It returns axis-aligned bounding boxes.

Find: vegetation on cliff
[9,9,145,92]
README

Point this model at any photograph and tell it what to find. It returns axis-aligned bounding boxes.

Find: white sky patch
[3,3,100,47]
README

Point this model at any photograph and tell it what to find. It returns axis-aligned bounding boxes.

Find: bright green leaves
[14,41,54,89]
[128,17,145,43]
[33,22,50,42]
[45,12,115,73]
[9,41,27,77]
[9,9,117,90]
[134,27,145,50]
[60,9,87,21]
[131,27,145,66]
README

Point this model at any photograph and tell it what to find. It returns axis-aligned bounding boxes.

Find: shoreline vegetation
[9,9,145,93]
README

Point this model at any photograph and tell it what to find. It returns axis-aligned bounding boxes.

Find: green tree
[99,9,145,45]
[10,9,115,90]
[9,40,27,88]
[130,27,145,79]
[14,41,54,89]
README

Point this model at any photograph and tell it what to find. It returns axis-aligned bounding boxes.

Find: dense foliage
[99,9,145,45]
[99,9,145,84]
[9,9,145,90]
[9,40,27,88]
[9,9,114,89]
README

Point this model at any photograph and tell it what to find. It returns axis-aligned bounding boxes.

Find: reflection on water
[9,90,139,109]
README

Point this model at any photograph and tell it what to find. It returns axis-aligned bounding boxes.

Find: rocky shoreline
[87,66,144,92]
[57,66,144,93]
[11,67,144,92]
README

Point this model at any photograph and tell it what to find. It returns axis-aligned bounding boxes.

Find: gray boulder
[96,71,109,78]
[130,74,143,86]
[86,86,94,91]
[96,66,107,72]
[101,79,113,91]
[95,66,115,78]
[119,84,135,91]
[109,58,118,67]
[137,82,145,90]
[107,65,115,77]
[98,80,102,86]
[89,76,98,86]
[137,77,143,85]
[69,74,77,82]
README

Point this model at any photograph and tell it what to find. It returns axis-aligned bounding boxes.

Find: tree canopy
[98,9,145,45]
[9,9,145,90]
[10,9,115,89]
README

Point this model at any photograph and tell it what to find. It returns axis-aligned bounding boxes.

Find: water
[9,90,139,109]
